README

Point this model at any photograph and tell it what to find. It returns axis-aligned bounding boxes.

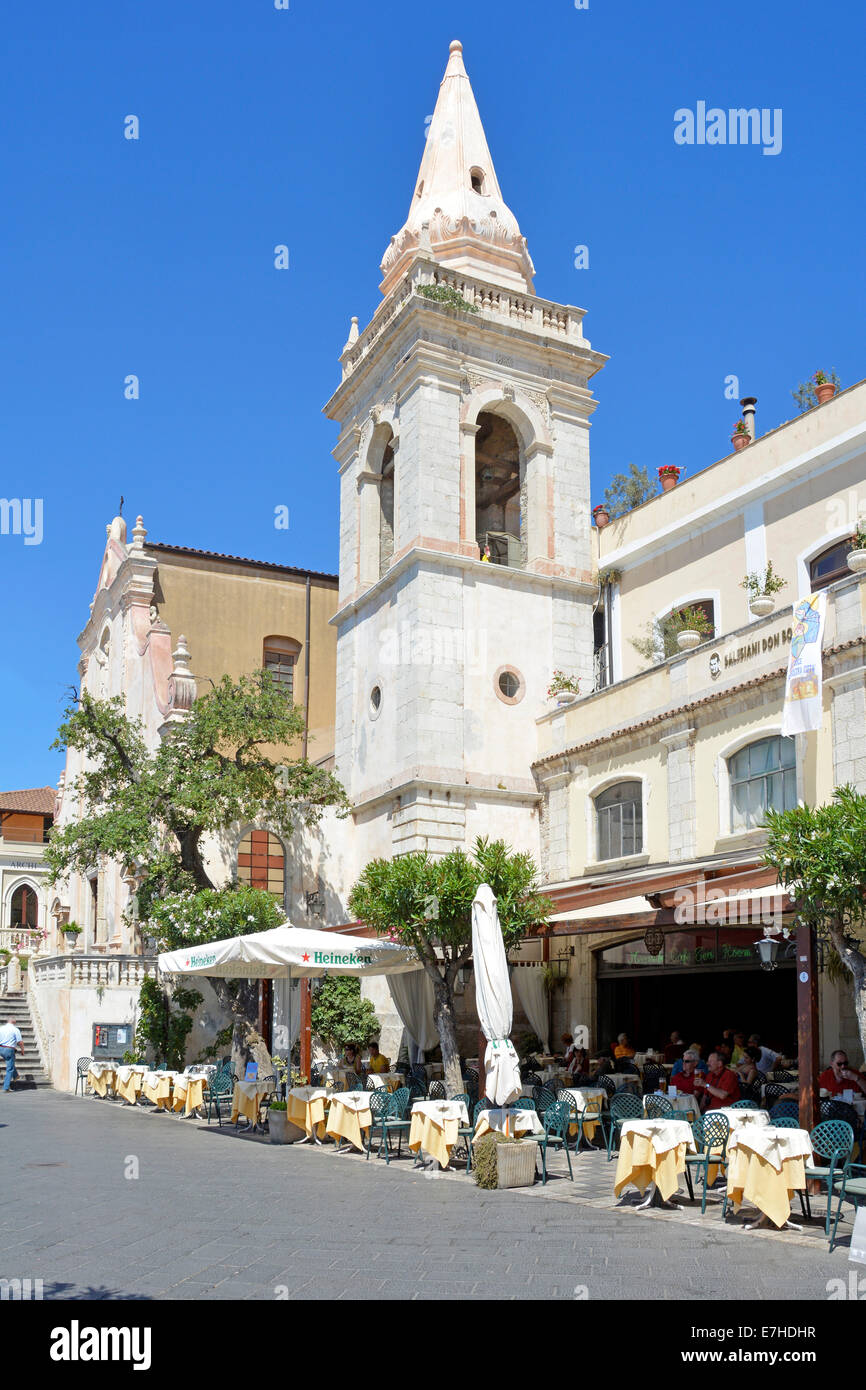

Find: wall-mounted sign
[722,626,793,672]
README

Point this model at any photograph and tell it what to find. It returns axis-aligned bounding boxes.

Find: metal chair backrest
[77,1056,93,1075]
[365,1075,378,1090]
[810,1119,854,1165]
[428,1080,447,1100]
[763,1082,791,1105]
[368,1090,394,1122]
[610,1093,642,1122]
[556,1089,580,1121]
[821,1099,858,1127]
[773,1069,795,1081]
[594,1073,615,1099]
[408,1080,426,1105]
[535,1084,557,1116]
[644,1094,674,1120]
[472,1099,488,1125]
[544,1101,570,1138]
[349,1078,366,1092]
[513,1096,537,1111]
[642,1065,666,1091]
[730,1099,759,1109]
[449,1092,471,1108]
[769,1100,799,1121]
[701,1113,730,1155]
[523,1071,542,1089]
[772,1117,801,1130]
[391,1086,410,1118]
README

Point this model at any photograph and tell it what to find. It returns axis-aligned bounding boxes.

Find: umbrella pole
[300,979,312,1082]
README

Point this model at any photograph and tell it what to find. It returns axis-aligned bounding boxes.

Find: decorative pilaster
[659,727,697,862]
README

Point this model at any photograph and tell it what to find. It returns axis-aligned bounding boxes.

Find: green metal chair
[730,1099,760,1110]
[449,1092,471,1109]
[771,1116,801,1129]
[606,1092,643,1160]
[557,1089,607,1153]
[75,1056,93,1098]
[366,1090,400,1163]
[684,1113,730,1215]
[829,1159,866,1251]
[769,1100,800,1122]
[644,1094,674,1120]
[511,1096,536,1111]
[528,1101,574,1184]
[457,1099,488,1174]
[205,1063,234,1126]
[797,1120,854,1237]
[428,1080,447,1100]
[533,1084,557,1118]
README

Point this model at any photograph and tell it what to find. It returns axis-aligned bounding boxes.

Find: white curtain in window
[388,969,438,1062]
[512,965,550,1054]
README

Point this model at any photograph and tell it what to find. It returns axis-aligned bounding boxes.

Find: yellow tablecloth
[726,1127,812,1228]
[287,1086,329,1139]
[563,1088,606,1142]
[87,1065,115,1098]
[325,1093,372,1151]
[231,1081,273,1125]
[171,1075,208,1116]
[141,1073,174,1109]
[409,1100,470,1169]
[114,1066,146,1104]
[614,1120,696,1202]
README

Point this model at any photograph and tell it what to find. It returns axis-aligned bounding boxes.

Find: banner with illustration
[781,592,827,735]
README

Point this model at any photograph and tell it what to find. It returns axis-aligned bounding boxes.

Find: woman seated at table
[566,1045,589,1078]
[341,1043,363,1075]
[613,1033,635,1060]
[733,1045,762,1087]
[367,1041,391,1074]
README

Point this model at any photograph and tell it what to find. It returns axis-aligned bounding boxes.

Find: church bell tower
[324,40,607,870]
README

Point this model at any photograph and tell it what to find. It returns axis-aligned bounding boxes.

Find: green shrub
[310,976,380,1050]
[473,1131,520,1189]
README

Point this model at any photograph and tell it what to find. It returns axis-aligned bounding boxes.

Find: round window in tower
[494,666,525,706]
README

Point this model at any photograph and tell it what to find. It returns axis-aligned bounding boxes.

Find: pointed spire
[380,40,535,296]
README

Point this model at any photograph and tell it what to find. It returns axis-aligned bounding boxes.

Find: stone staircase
[0,992,51,1089]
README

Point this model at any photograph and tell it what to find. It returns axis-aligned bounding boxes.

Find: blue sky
[2,0,864,789]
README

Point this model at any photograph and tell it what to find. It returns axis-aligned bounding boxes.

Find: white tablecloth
[290,1085,330,1104]
[562,1087,606,1113]
[366,1072,405,1090]
[620,1118,696,1156]
[716,1106,770,1135]
[728,1125,812,1172]
[412,1099,469,1125]
[475,1106,542,1137]
[329,1091,375,1114]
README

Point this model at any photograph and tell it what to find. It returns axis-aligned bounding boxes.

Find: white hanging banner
[781,593,826,736]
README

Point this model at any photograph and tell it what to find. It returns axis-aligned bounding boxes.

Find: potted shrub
[658,465,681,493]
[267,1099,303,1145]
[848,523,866,574]
[62,921,83,951]
[473,1130,537,1190]
[731,421,751,452]
[741,561,788,617]
[592,503,610,529]
[813,370,837,405]
[670,605,713,652]
[547,671,581,708]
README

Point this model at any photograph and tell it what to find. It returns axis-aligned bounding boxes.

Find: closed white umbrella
[471,884,521,1107]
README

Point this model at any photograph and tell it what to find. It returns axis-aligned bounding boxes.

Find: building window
[729,736,796,832]
[476,412,523,569]
[10,884,38,929]
[263,637,301,699]
[470,167,486,194]
[237,830,286,899]
[494,665,525,705]
[809,540,852,591]
[595,781,643,861]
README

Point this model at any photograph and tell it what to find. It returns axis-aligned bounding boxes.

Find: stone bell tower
[324,40,607,873]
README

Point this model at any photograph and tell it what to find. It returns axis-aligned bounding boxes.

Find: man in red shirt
[695,1051,741,1111]
[671,1051,700,1094]
[818,1051,866,1097]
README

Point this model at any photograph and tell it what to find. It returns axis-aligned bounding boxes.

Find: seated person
[367,1041,391,1074]
[559,1032,576,1065]
[670,1050,701,1094]
[734,1045,763,1087]
[566,1046,589,1078]
[694,1051,741,1110]
[672,1049,708,1076]
[341,1043,363,1075]
[818,1049,866,1097]
[748,1034,779,1076]
[664,1031,686,1063]
[613,1032,635,1059]
[731,1032,748,1065]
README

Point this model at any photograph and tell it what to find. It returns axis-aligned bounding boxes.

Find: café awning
[157,923,420,980]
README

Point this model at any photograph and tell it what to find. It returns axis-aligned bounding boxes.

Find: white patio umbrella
[158,922,421,1071]
[471,884,522,1107]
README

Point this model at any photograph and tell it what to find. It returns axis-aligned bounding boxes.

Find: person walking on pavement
[0,1017,23,1092]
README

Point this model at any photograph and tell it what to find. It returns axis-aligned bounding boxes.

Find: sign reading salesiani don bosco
[710,625,793,677]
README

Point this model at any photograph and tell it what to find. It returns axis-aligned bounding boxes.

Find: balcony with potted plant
[812,370,838,405]
[547,671,581,709]
[741,560,788,618]
[668,605,715,652]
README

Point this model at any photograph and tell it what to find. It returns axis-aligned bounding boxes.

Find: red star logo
[302,952,310,962]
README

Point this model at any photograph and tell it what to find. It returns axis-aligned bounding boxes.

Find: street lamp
[754,927,794,972]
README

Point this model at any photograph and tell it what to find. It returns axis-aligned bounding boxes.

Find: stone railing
[342,257,586,379]
[0,927,49,957]
[31,954,153,991]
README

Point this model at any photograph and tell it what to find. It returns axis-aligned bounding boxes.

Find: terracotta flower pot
[815,383,836,405]
[659,473,679,492]
[732,433,751,452]
[592,507,610,529]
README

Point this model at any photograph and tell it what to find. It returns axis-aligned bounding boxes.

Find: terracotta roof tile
[0,787,56,814]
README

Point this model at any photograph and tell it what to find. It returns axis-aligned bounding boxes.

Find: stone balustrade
[0,927,48,957]
[30,954,153,990]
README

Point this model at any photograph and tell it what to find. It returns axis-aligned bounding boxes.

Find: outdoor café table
[171,1073,208,1116]
[614,1118,696,1207]
[328,1065,362,1091]
[86,1062,116,1098]
[562,1087,606,1143]
[611,1072,641,1094]
[366,1072,404,1092]
[141,1071,174,1109]
[114,1064,147,1104]
[665,1093,698,1122]
[231,1080,273,1127]
[473,1106,543,1143]
[716,1106,770,1137]
[726,1125,813,1230]
[325,1091,373,1152]
[287,1085,330,1141]
[409,1099,471,1169]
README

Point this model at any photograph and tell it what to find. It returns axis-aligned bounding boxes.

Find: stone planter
[847,549,866,574]
[494,1139,538,1189]
[815,383,837,405]
[551,692,578,709]
[749,596,776,617]
[268,1110,303,1145]
[63,932,81,952]
[731,433,751,452]
[676,629,702,651]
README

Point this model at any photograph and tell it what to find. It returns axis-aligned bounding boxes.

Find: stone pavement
[0,1090,855,1300]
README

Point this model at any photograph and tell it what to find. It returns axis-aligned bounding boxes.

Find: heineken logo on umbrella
[185,950,218,968]
[312,950,372,966]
